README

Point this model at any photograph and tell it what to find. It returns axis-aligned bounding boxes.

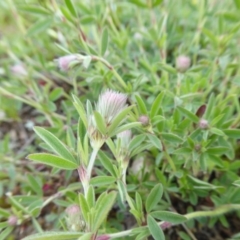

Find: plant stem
[108,204,240,239]
[87,148,99,182]
[91,56,127,90]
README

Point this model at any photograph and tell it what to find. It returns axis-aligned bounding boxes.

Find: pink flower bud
[65,204,80,216]
[8,215,18,226]
[11,64,27,76]
[56,54,77,71]
[199,119,208,129]
[160,221,172,230]
[176,55,191,72]
[138,115,149,126]
[96,235,110,240]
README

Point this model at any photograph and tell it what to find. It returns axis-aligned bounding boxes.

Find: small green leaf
[27,153,78,170]
[98,151,116,176]
[177,107,199,123]
[108,106,134,135]
[172,147,192,154]
[147,134,162,151]
[0,227,14,240]
[27,18,52,37]
[78,233,94,240]
[223,129,240,139]
[22,232,83,240]
[146,184,163,212]
[93,191,117,231]
[157,62,177,74]
[135,95,148,115]
[90,176,116,187]
[206,147,229,155]
[78,193,89,222]
[205,93,215,119]
[86,186,95,209]
[72,95,87,128]
[150,92,165,119]
[34,127,76,164]
[0,208,10,218]
[27,174,42,196]
[210,128,226,136]
[147,215,165,240]
[129,134,146,152]
[93,111,107,135]
[151,211,187,224]
[161,133,183,143]
[65,0,77,17]
[101,28,108,56]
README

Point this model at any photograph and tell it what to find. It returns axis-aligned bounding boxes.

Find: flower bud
[176,55,191,72]
[96,235,110,240]
[199,119,208,130]
[56,54,77,71]
[11,64,27,76]
[138,115,149,127]
[65,204,83,231]
[160,221,172,230]
[8,215,18,226]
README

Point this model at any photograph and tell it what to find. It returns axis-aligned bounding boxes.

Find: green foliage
[1,0,240,239]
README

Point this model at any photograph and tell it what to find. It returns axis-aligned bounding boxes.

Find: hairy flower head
[56,54,77,71]
[96,89,127,125]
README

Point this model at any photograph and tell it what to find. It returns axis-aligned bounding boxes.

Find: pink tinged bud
[96,235,110,240]
[8,215,18,226]
[160,221,172,230]
[176,55,191,72]
[199,119,209,129]
[138,115,149,126]
[96,89,127,125]
[65,204,80,216]
[77,165,88,183]
[11,64,27,76]
[57,54,77,71]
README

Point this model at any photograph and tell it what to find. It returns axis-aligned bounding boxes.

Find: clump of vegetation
[1,1,240,239]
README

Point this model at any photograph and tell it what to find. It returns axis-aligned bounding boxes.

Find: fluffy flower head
[57,54,77,71]
[96,89,127,125]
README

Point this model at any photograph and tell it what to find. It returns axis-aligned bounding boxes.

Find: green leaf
[177,107,199,123]
[147,134,162,151]
[108,106,134,135]
[27,18,52,37]
[90,176,116,187]
[98,151,116,176]
[157,62,177,74]
[22,232,83,240]
[27,153,78,170]
[93,191,117,231]
[210,128,226,136]
[206,147,229,155]
[78,193,89,222]
[65,0,77,17]
[147,215,165,240]
[172,147,192,154]
[151,211,187,224]
[86,186,95,209]
[150,92,165,119]
[72,95,87,128]
[0,227,14,240]
[129,134,146,152]
[19,6,50,15]
[223,129,240,139]
[78,233,93,240]
[234,0,240,9]
[0,208,10,218]
[111,122,141,136]
[93,111,107,135]
[205,93,215,119]
[161,133,183,143]
[27,174,42,196]
[34,127,76,163]
[135,95,148,115]
[146,184,163,212]
[101,28,108,56]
